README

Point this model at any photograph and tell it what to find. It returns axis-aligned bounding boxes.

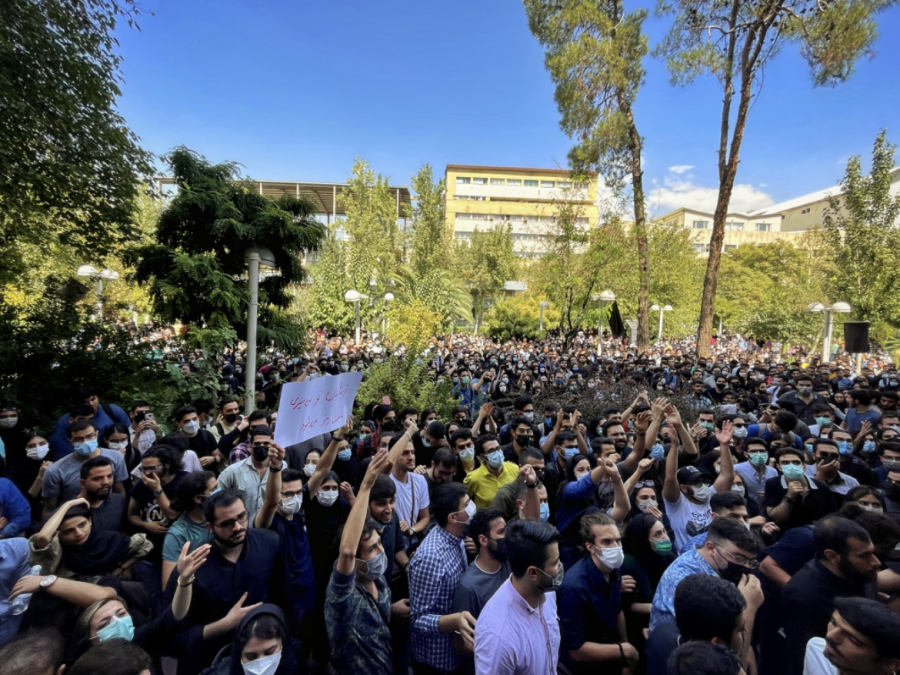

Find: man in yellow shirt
[464,434,519,508]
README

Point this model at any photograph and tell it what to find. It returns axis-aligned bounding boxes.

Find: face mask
[461,377,470,385]
[648,443,665,461]
[358,551,388,580]
[862,441,876,454]
[303,463,316,477]
[637,499,658,513]
[690,485,711,503]
[108,440,129,451]
[539,503,550,522]
[381,419,397,432]
[73,439,98,456]
[224,413,239,424]
[182,420,200,435]
[486,450,504,469]
[701,422,715,432]
[714,552,750,585]
[341,364,350,372]
[337,449,352,462]
[242,652,282,675]
[882,459,900,472]
[252,445,270,462]
[522,412,534,422]
[782,464,805,481]
[464,500,477,519]
[96,614,135,643]
[733,427,748,439]
[281,494,302,514]
[318,490,338,507]
[562,447,579,460]
[0,417,18,429]
[837,441,853,456]
[815,417,831,428]
[860,504,883,513]
[798,386,812,395]
[459,447,475,463]
[653,539,673,556]
[595,545,624,570]
[27,444,50,460]
[545,416,554,425]
[749,452,768,467]
[732,484,746,497]
[537,564,564,593]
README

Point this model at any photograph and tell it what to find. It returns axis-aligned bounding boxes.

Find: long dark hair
[170,471,215,513]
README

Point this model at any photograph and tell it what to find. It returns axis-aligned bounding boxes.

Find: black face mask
[381,419,397,432]
[515,434,532,447]
[714,550,749,584]
[492,538,509,563]
[252,445,269,462]
[884,481,900,503]
[224,413,238,424]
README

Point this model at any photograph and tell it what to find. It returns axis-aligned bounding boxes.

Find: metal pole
[539,305,545,332]
[822,310,832,364]
[96,279,103,323]
[597,301,603,358]
[244,253,260,415]
[658,308,664,342]
[355,301,361,345]
[718,315,723,335]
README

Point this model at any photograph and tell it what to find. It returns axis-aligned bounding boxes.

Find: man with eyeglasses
[216,425,287,526]
[765,447,837,530]
[805,438,860,500]
[164,488,284,675]
[650,518,763,633]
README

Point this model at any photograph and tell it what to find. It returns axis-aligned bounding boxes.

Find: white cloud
[668,165,695,175]
[651,174,774,214]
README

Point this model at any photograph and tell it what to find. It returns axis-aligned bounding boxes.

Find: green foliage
[356,354,457,421]
[0,0,153,284]
[457,224,519,329]
[485,295,560,341]
[409,165,452,278]
[390,266,474,329]
[823,131,900,323]
[127,147,324,349]
[385,300,443,347]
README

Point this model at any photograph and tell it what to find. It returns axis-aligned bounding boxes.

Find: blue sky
[116,0,900,216]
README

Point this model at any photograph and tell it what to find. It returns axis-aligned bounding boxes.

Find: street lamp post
[344,290,370,345]
[76,265,120,322]
[244,246,277,415]
[595,290,616,358]
[383,292,394,335]
[539,301,549,333]
[651,304,673,342]
[806,301,851,364]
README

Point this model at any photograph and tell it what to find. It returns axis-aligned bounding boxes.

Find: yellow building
[444,165,600,258]
[657,207,801,256]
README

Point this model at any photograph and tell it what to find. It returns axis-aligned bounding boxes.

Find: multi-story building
[444,164,600,257]
[657,207,800,256]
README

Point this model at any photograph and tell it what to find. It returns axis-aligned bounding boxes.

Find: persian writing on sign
[274,372,363,447]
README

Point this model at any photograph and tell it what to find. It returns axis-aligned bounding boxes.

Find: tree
[409,164,452,277]
[306,224,356,334]
[655,0,897,357]
[524,0,653,351]
[0,0,153,284]
[823,130,900,323]
[485,294,561,341]
[456,224,519,331]
[385,300,443,348]
[127,147,324,348]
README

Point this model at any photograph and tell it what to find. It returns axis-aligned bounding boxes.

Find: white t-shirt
[664,491,715,553]
[391,471,430,528]
[130,449,203,479]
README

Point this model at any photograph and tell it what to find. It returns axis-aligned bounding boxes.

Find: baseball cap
[676,466,706,485]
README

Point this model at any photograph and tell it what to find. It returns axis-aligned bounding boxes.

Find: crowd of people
[1,327,900,675]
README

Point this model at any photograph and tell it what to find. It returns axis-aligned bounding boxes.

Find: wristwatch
[40,575,58,590]
[153,489,163,497]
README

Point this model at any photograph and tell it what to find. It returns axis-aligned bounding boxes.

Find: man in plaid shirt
[409,481,477,674]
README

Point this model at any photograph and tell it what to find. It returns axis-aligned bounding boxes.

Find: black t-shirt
[764,475,836,530]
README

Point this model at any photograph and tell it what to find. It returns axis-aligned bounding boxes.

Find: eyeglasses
[140,465,163,474]
[635,480,655,488]
[714,543,759,569]
[817,453,839,462]
[214,511,249,530]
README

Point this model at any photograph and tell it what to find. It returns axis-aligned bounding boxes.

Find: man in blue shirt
[50,387,130,456]
[0,478,31,539]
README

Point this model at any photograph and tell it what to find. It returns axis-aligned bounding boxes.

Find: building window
[490,178,505,185]
[724,244,737,251]
[507,179,522,186]
[692,220,708,229]
[801,208,811,214]
[558,181,572,188]
[574,182,588,189]
[455,195,486,201]
[693,243,706,253]
[456,177,470,184]
[756,222,771,232]
[540,180,555,187]
[472,177,487,185]
[524,179,538,187]
[575,217,589,225]
[725,221,744,231]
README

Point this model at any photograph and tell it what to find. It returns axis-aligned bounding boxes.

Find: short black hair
[833,596,900,661]
[814,515,871,560]
[219,396,238,410]
[171,471,215,513]
[518,447,544,464]
[79,456,113,480]
[513,396,533,411]
[505,519,560,578]
[203,489,243,524]
[774,410,798,432]
[173,405,197,423]
[67,639,154,675]
[370,474,396,502]
[249,425,273,441]
[510,416,533,432]
[0,628,66,675]
[674,574,746,642]
[706,517,760,556]
[667,640,742,675]
[450,429,473,447]
[601,420,625,436]
[432,447,457,469]
[431,482,468,528]
[469,507,504,552]
[709,491,746,515]
[743,436,769,452]
[68,418,96,437]
[281,468,303,484]
[474,433,499,456]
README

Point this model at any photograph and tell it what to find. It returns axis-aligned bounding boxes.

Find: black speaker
[843,321,870,354]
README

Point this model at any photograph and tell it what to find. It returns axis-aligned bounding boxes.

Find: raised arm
[540,409,565,456]
[337,450,390,575]
[606,459,630,523]
[388,417,417,467]
[624,409,655,476]
[519,466,541,521]
[713,420,735,493]
[309,418,352,498]
[34,497,88,549]
[624,458,653,497]
[255,442,286,529]
[668,406,698,457]
[171,542,211,621]
[573,410,589,455]
[662,427,681,505]
[9,574,116,608]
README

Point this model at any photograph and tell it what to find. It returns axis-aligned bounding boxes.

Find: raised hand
[268,442,286,470]
[634,411,651,433]
[177,542,211,580]
[715,419,734,446]
[221,593,263,633]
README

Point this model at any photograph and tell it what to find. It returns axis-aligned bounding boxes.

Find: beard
[214,531,245,549]
[838,555,877,585]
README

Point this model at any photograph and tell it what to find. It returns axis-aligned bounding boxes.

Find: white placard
[273,372,363,447]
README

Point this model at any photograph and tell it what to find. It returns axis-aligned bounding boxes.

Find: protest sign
[273,372,363,447]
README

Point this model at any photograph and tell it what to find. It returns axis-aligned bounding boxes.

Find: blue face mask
[563,447,579,459]
[862,441,876,454]
[650,444,665,461]
[74,439,98,456]
[422,437,432,448]
[837,441,853,456]
[96,614,135,643]
[782,464,805,481]
[539,503,550,522]
[486,450,504,469]
[337,449,352,462]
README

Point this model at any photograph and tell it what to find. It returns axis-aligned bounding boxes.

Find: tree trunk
[620,94,650,352]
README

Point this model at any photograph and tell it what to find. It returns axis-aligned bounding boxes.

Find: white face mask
[280,494,302,514]
[595,545,625,570]
[637,499,658,512]
[26,443,49,460]
[303,464,316,477]
[242,651,281,675]
[318,490,338,507]
[108,441,129,451]
[0,417,18,429]
[182,420,200,435]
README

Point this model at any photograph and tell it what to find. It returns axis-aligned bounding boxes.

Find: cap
[833,597,900,660]
[676,466,705,484]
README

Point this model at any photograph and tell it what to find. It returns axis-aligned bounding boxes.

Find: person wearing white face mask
[173,405,221,470]
[203,604,297,675]
[557,512,639,674]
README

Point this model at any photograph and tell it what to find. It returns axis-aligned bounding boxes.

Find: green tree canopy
[127,147,324,348]
[457,224,519,330]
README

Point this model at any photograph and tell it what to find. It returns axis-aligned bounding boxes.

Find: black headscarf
[227,604,298,675]
[623,513,676,589]
[60,510,131,575]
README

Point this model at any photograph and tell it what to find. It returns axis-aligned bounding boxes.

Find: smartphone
[145,413,155,420]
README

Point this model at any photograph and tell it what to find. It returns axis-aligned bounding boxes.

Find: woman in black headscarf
[203,604,299,675]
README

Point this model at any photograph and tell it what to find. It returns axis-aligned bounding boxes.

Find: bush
[356,348,457,421]
[485,295,559,341]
